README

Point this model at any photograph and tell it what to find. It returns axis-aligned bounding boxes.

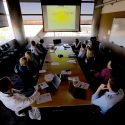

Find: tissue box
[68,82,86,99]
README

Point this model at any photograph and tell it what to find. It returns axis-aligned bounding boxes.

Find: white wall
[27,36,90,45]
[102,1,125,14]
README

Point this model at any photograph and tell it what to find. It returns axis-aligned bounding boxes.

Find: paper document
[74,81,90,90]
[61,70,72,75]
[68,76,79,81]
[68,53,76,58]
[80,82,90,90]
[36,93,52,104]
[67,59,76,64]
[44,74,54,82]
[34,82,48,90]
[49,49,55,53]
[39,69,47,73]
[39,82,49,89]
[51,62,60,65]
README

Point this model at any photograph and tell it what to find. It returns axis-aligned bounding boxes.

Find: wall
[98,1,125,42]
[98,0,125,60]
[27,36,90,47]
[27,28,90,45]
[98,11,125,42]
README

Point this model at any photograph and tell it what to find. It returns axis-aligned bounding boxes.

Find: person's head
[75,39,79,45]
[39,39,44,44]
[107,77,121,92]
[25,51,32,61]
[81,43,86,49]
[0,76,13,95]
[31,41,36,46]
[86,47,94,59]
[19,56,28,66]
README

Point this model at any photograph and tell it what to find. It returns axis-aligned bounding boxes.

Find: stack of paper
[44,74,54,82]
[68,53,76,58]
[67,59,76,64]
[73,81,90,90]
[39,69,47,73]
[36,93,52,104]
[51,62,60,65]
[34,82,48,90]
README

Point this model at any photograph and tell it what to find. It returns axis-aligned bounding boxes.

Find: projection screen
[42,5,80,32]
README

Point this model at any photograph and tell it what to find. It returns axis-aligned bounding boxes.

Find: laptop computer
[46,74,61,92]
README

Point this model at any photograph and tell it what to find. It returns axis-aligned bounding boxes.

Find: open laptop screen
[52,74,61,89]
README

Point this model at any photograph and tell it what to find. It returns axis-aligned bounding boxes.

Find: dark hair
[0,77,12,93]
[90,37,97,42]
[31,41,36,46]
[39,39,44,44]
[75,39,79,45]
[82,43,86,49]
[109,77,121,92]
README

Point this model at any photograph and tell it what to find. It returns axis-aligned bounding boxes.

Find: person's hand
[98,84,107,90]
[37,85,46,95]
[96,84,107,93]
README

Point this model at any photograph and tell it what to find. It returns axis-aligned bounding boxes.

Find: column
[6,0,26,46]
[91,0,103,37]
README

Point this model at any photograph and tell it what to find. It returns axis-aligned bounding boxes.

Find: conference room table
[32,44,93,108]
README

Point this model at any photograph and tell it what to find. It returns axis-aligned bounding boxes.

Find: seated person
[18,57,36,88]
[77,43,86,58]
[90,60,113,92]
[91,77,124,114]
[71,39,81,55]
[37,39,47,54]
[94,60,112,83]
[30,40,43,64]
[0,76,42,120]
[82,46,97,79]
[25,51,39,76]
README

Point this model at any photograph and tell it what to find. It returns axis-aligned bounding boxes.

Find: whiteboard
[109,18,125,47]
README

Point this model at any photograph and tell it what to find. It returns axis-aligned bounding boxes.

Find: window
[19,1,94,37]
[80,16,93,24]
[0,0,14,45]
[20,2,43,37]
[81,3,94,14]
[79,1,94,37]
[44,25,91,37]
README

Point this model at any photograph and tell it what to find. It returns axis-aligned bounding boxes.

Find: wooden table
[32,45,92,108]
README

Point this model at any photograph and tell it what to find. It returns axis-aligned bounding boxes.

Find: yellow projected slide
[47,6,76,30]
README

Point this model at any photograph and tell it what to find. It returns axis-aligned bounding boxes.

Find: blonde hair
[25,51,32,61]
[86,48,94,59]
[19,56,28,66]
